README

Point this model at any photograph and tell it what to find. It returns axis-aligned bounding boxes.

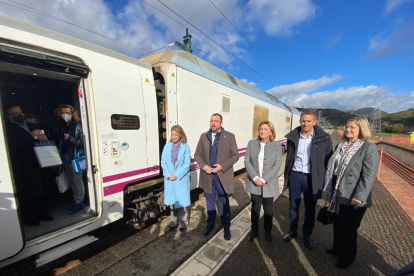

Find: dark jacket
[194,128,239,196]
[5,121,45,200]
[283,126,333,198]
[59,120,84,160]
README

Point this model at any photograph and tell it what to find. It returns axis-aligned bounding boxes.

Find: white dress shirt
[292,131,314,173]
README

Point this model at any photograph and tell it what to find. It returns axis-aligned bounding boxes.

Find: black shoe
[265,231,272,242]
[247,230,258,242]
[203,225,214,236]
[326,248,339,256]
[303,236,313,250]
[179,227,187,232]
[224,228,231,240]
[37,213,53,221]
[169,225,178,231]
[335,260,352,269]
[283,232,298,242]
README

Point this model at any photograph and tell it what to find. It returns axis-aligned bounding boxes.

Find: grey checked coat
[245,139,282,198]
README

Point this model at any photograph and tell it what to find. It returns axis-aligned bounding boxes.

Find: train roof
[0,15,151,70]
[141,50,292,112]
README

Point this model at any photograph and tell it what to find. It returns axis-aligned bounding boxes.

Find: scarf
[171,141,181,167]
[323,139,365,213]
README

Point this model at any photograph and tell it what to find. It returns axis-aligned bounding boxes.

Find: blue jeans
[205,175,231,229]
[288,171,317,236]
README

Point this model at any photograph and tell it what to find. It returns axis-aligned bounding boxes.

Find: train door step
[35,235,98,267]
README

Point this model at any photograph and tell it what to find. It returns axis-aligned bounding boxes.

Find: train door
[166,65,178,137]
[0,41,97,244]
[0,104,24,261]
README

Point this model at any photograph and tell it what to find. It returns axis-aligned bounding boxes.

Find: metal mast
[370,86,382,133]
[175,28,192,53]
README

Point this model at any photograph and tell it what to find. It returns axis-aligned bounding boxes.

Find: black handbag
[317,204,334,225]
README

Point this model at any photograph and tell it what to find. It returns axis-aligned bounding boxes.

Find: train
[0,15,300,268]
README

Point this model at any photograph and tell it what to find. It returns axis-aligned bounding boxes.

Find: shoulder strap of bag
[73,124,80,157]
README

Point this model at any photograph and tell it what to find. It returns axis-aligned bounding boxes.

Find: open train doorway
[0,52,97,244]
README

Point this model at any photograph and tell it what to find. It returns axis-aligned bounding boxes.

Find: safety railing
[377,147,414,185]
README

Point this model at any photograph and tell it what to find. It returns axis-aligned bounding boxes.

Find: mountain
[353,107,388,117]
[297,108,354,127]
[382,109,414,127]
[296,107,414,129]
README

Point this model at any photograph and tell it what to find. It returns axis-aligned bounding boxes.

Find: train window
[222,94,231,114]
[252,105,269,138]
[111,114,140,130]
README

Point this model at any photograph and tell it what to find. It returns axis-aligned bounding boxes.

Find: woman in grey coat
[323,117,379,269]
[245,121,282,242]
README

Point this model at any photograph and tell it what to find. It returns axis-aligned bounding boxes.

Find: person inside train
[244,121,282,242]
[27,111,59,201]
[27,111,57,141]
[161,125,191,231]
[55,104,85,215]
[323,117,380,269]
[5,103,53,226]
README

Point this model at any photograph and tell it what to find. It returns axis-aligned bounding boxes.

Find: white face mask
[26,118,38,124]
[61,113,72,122]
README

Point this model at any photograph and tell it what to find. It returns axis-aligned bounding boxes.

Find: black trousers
[251,193,273,232]
[333,204,367,265]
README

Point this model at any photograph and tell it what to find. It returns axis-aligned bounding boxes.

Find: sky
[0,0,413,113]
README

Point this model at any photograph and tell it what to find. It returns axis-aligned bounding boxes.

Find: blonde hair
[54,104,80,123]
[257,121,276,141]
[170,125,187,144]
[341,117,372,141]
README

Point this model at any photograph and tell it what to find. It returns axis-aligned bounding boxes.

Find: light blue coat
[161,142,191,208]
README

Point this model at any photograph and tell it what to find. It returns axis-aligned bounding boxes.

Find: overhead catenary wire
[194,45,266,87]
[156,0,303,107]
[140,0,269,88]
[208,0,306,107]
[141,0,272,89]
[2,0,149,54]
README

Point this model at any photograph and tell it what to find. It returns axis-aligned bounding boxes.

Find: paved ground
[214,131,414,276]
[214,180,414,276]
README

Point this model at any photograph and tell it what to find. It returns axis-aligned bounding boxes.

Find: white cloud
[271,82,414,113]
[245,0,317,36]
[324,34,343,49]
[267,75,342,97]
[0,0,317,63]
[241,78,256,87]
[368,20,414,60]
[384,0,411,14]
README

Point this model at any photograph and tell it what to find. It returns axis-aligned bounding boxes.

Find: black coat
[5,121,45,201]
[283,126,333,198]
[59,120,84,160]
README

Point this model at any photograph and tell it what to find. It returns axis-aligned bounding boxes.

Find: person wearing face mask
[5,103,53,226]
[55,104,85,215]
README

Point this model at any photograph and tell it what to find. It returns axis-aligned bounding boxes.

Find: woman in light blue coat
[161,125,191,231]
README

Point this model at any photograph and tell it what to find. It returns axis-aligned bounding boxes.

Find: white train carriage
[141,50,301,190]
[0,15,299,268]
